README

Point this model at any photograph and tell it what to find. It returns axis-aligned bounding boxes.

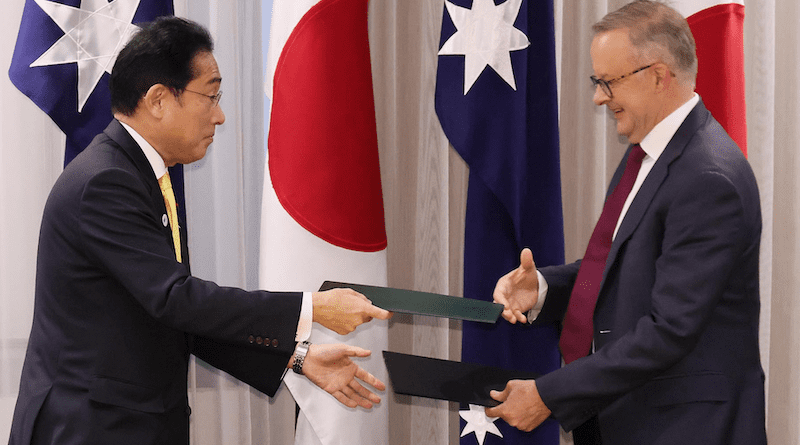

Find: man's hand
[300,343,385,409]
[485,380,551,432]
[312,288,392,335]
[493,248,539,324]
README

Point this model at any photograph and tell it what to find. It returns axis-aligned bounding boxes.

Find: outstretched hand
[301,343,385,409]
[493,248,539,324]
[312,288,392,335]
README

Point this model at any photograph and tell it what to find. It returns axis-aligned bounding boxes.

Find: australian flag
[9,0,179,204]
[435,0,564,444]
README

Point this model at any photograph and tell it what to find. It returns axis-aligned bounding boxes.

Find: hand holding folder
[318,281,539,407]
[319,281,504,324]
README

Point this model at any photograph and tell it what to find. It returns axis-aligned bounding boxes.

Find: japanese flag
[259,0,388,444]
[674,0,747,155]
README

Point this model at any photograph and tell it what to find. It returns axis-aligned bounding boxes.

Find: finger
[342,385,374,409]
[364,304,392,320]
[355,366,386,391]
[355,395,374,410]
[512,309,528,324]
[333,390,359,409]
[494,290,515,322]
[492,292,509,307]
[352,392,374,410]
[350,380,381,404]
[484,404,501,418]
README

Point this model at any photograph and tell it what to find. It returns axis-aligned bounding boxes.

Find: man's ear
[142,84,173,119]
[653,63,672,92]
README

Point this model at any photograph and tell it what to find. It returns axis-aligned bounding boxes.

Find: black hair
[110,16,214,115]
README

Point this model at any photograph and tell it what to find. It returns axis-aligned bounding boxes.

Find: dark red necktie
[559,145,646,364]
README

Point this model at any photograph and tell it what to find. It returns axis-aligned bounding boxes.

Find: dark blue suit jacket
[10,120,302,445]
[535,101,766,444]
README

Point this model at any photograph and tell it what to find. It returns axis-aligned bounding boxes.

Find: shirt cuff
[527,271,548,323]
[295,291,312,342]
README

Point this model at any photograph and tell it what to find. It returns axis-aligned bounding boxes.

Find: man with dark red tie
[486,2,765,444]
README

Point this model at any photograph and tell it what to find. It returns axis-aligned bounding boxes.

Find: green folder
[319,281,503,324]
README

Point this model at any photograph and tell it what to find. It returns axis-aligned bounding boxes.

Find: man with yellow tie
[9,17,390,445]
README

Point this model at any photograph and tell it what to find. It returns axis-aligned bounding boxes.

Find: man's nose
[213,105,225,125]
[593,84,610,106]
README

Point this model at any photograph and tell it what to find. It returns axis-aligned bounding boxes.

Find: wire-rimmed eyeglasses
[184,89,223,107]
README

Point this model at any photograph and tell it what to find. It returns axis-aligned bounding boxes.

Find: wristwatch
[292,341,311,375]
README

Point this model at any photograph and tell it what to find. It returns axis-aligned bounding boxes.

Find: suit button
[248,335,255,344]
[187,406,192,416]
[256,337,264,345]
[271,339,279,348]
[263,338,270,347]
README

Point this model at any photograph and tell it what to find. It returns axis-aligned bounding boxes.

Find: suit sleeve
[78,166,301,358]
[535,260,581,325]
[192,337,293,397]
[536,168,752,431]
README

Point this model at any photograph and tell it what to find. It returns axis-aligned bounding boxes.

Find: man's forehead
[591,30,638,75]
[191,51,222,85]
[592,30,634,54]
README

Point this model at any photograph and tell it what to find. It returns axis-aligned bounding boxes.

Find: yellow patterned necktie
[158,172,182,263]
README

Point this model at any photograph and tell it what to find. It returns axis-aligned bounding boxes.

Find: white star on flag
[438,0,529,95]
[460,404,503,445]
[30,0,142,112]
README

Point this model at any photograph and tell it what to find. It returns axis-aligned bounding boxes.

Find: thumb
[366,304,393,320]
[342,345,371,358]
[490,386,509,403]
[520,248,534,271]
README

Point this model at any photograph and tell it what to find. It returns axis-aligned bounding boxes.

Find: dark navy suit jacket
[535,101,766,445]
[10,120,302,445]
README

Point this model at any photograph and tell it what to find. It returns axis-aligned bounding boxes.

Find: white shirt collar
[118,120,168,180]
[638,93,700,161]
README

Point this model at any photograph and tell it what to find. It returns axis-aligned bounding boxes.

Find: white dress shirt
[118,121,313,341]
[529,93,701,320]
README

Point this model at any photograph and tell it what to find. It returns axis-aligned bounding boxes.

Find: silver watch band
[292,340,310,374]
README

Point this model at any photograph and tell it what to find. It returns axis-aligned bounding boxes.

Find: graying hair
[593,0,697,86]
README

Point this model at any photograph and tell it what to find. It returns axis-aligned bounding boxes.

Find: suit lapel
[104,119,161,201]
[103,119,175,253]
[601,100,712,284]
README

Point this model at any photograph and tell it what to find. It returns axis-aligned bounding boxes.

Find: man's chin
[615,122,631,139]
[182,147,210,165]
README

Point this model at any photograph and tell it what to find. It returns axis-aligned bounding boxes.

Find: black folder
[382,351,539,407]
[319,281,504,324]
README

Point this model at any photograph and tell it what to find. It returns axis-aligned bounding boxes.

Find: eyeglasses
[590,63,655,98]
[183,89,223,107]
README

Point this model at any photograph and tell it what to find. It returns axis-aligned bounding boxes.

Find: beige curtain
[370,0,467,443]
[2,1,798,444]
